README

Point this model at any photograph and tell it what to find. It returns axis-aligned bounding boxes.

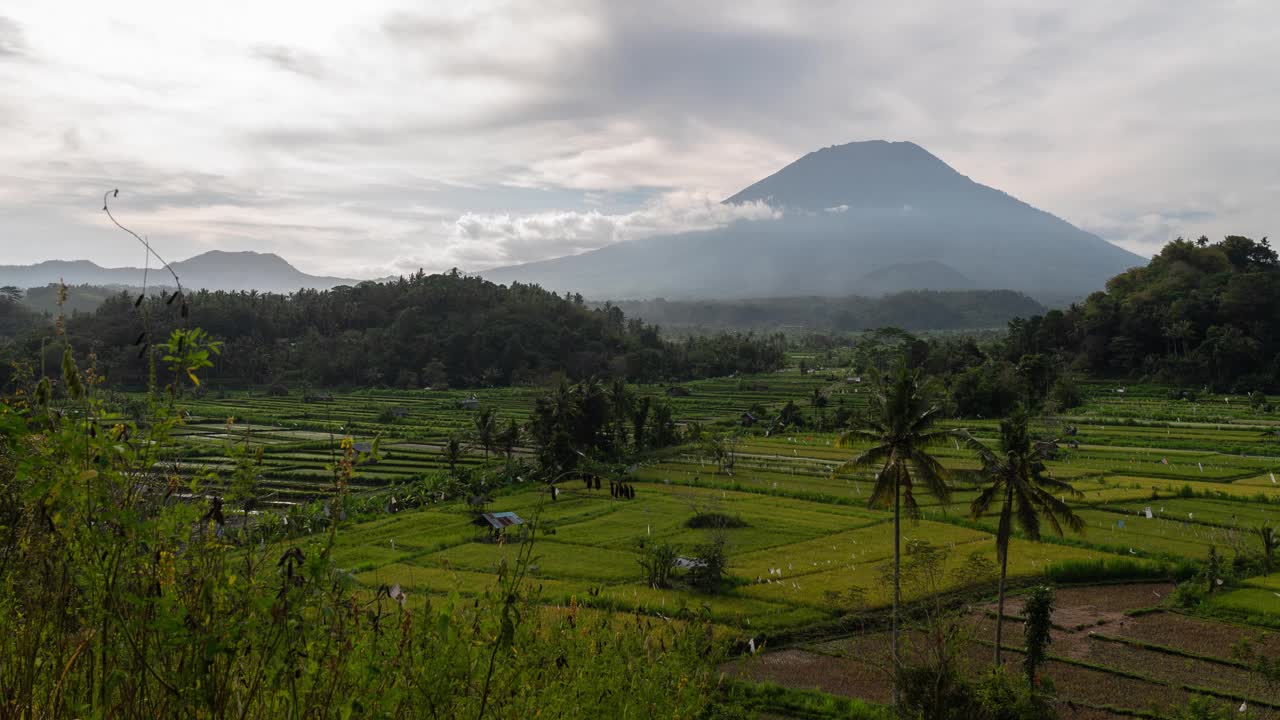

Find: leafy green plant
[1021,586,1055,684]
[1168,696,1229,720]
[684,511,748,529]
[688,531,730,593]
[638,541,679,589]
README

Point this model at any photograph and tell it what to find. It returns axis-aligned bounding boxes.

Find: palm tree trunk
[995,542,1008,666]
[994,493,1012,667]
[892,472,901,709]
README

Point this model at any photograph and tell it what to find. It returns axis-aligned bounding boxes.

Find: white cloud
[392,191,780,274]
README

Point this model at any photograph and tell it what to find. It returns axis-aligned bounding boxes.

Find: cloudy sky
[1,1,1276,278]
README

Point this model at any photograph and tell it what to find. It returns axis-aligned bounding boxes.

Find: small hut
[474,511,524,540]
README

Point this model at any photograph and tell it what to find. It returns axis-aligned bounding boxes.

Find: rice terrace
[6,224,1280,720]
[170,376,1280,719]
[4,5,1280,716]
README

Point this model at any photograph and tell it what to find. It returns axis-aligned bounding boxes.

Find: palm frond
[867,466,898,509]
[969,480,1004,520]
[831,443,891,477]
[1012,484,1042,540]
[907,446,952,504]
[834,427,883,448]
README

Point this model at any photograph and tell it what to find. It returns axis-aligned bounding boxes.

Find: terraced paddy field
[155,370,845,501]
[178,377,1279,715]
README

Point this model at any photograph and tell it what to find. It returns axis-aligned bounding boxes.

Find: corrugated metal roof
[481,511,524,529]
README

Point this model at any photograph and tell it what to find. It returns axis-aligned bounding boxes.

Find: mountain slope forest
[0,271,786,389]
[1005,235,1280,391]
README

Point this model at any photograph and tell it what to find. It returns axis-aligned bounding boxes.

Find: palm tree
[443,435,466,479]
[833,359,956,707]
[1258,525,1276,575]
[498,419,521,461]
[473,407,497,459]
[967,408,1084,666]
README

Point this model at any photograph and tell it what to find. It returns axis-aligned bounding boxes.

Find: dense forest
[609,289,1044,332]
[1005,235,1279,391]
[791,236,1280,419]
[0,271,786,389]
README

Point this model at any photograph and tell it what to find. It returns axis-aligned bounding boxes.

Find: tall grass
[0,334,723,718]
[1044,556,1197,584]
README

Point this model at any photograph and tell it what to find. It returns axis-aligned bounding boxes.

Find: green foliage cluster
[527,378,680,477]
[637,541,679,589]
[0,333,723,718]
[687,532,731,594]
[684,511,749,529]
[1005,235,1280,391]
[1020,586,1054,684]
[1,270,785,389]
[889,540,1057,720]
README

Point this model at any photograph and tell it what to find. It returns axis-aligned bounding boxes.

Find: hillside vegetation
[1007,235,1280,390]
[0,271,786,389]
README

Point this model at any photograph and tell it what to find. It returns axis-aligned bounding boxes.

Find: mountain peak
[1,250,358,293]
[723,139,974,211]
[484,141,1143,302]
[181,250,294,270]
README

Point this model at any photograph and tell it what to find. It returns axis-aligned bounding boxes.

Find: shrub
[1169,696,1229,720]
[1048,374,1083,410]
[1022,586,1055,684]
[638,541,679,589]
[974,668,1058,720]
[688,532,730,593]
[684,512,748,529]
[1171,578,1208,609]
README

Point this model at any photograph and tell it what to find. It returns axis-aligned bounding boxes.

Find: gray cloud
[0,15,26,58]
[1,1,1277,277]
[251,45,330,80]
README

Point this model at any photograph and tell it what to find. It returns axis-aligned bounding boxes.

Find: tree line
[1005,235,1280,392]
[0,270,786,389]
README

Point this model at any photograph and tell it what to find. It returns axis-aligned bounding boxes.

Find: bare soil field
[726,583,1279,718]
[1110,610,1280,661]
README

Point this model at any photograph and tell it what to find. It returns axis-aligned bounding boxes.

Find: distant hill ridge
[481,140,1143,303]
[0,250,359,293]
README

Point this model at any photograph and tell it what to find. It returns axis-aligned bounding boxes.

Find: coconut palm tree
[1258,525,1276,575]
[967,408,1084,666]
[472,407,498,458]
[833,359,956,707]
